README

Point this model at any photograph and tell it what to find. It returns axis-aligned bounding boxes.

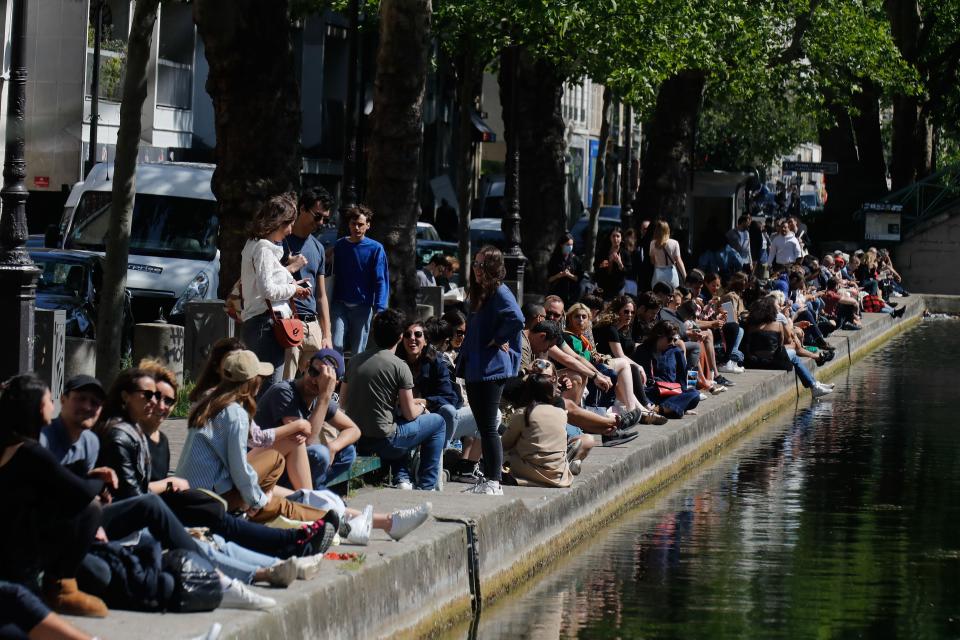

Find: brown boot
[43,578,108,618]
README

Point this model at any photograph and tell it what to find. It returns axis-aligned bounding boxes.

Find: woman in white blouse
[240,195,310,394]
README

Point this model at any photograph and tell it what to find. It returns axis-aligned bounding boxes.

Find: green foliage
[697,88,817,171]
[171,379,196,419]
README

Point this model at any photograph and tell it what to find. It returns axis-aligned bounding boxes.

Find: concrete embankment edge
[72,295,950,640]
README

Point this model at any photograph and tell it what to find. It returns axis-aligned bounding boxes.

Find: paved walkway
[72,297,932,640]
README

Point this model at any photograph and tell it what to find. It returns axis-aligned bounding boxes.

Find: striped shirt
[175,403,267,510]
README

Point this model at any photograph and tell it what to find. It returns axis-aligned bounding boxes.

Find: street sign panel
[782,161,839,174]
[862,202,904,213]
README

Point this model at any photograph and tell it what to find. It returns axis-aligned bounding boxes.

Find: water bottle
[687,369,699,391]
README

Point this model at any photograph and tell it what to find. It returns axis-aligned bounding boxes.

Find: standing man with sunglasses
[256,349,361,490]
[282,188,335,379]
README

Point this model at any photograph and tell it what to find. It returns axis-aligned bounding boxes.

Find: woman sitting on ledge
[502,374,575,488]
[633,321,702,419]
[743,297,835,399]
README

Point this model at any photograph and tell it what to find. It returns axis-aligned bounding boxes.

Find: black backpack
[162,549,222,613]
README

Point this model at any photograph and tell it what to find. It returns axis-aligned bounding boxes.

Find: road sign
[782,161,839,174]
[862,202,904,213]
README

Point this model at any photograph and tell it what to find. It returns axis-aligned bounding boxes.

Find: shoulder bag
[266,298,304,348]
[649,359,682,397]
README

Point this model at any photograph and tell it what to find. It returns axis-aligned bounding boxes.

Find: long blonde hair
[188,378,259,429]
[653,220,671,247]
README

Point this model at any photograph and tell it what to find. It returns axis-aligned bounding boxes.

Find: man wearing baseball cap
[39,375,106,475]
[255,348,361,489]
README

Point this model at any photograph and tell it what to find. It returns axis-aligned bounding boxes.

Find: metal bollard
[34,309,66,411]
[133,322,185,384]
[184,300,234,381]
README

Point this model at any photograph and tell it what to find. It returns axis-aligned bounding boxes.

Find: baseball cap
[221,350,274,382]
[311,348,345,379]
[63,374,105,398]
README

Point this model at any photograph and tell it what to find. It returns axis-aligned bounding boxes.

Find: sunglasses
[134,390,162,402]
[159,395,176,408]
[404,330,424,339]
[306,365,323,378]
[532,359,553,372]
[312,211,329,222]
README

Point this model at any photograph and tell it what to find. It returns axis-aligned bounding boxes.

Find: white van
[53,162,219,323]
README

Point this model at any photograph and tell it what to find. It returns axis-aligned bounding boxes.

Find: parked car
[469,218,506,253]
[30,248,134,350]
[52,162,219,323]
[569,206,624,254]
[474,174,505,220]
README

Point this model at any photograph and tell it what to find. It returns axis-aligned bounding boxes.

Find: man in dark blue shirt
[282,188,334,378]
[256,349,361,489]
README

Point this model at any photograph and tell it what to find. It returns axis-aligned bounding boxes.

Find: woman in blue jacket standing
[456,246,524,495]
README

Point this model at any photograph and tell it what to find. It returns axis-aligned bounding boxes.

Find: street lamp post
[0,0,40,379]
[620,103,634,231]
[339,0,360,221]
[501,44,526,300]
[86,0,104,177]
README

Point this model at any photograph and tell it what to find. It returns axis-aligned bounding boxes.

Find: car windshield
[66,191,218,260]
[417,225,440,241]
[34,258,89,298]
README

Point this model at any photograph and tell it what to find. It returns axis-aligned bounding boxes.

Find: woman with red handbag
[633,321,701,418]
[240,195,311,397]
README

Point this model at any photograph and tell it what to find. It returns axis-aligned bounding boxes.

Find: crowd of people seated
[1,201,910,637]
[1,343,434,637]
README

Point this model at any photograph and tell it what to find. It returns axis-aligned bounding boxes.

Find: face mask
[563,245,573,255]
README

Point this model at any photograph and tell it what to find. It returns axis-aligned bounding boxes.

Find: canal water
[454,321,960,639]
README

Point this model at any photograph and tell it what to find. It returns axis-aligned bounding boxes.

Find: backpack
[162,549,222,613]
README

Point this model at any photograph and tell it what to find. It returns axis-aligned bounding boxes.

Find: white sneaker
[396,480,414,490]
[463,479,504,496]
[294,554,325,581]
[811,382,834,399]
[719,361,745,374]
[221,579,277,610]
[346,504,373,546]
[699,393,708,401]
[262,556,297,587]
[389,502,432,541]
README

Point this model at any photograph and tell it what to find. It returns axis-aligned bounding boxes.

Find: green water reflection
[461,322,960,640]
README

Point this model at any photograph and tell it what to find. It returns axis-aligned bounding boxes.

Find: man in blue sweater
[331,205,390,355]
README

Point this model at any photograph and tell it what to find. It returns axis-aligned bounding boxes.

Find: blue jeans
[197,535,278,584]
[786,348,816,388]
[331,300,374,355]
[362,413,446,489]
[306,443,357,489]
[437,404,481,446]
[242,313,284,396]
[721,322,745,364]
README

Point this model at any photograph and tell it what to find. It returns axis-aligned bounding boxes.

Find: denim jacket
[456,284,524,383]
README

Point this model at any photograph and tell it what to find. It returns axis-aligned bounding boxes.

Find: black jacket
[97,421,151,500]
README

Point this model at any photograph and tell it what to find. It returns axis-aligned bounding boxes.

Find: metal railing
[853,164,960,235]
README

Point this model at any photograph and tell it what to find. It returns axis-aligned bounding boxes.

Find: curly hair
[247,194,297,240]
[345,204,374,225]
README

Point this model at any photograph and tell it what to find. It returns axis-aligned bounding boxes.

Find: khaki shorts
[283,319,323,379]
